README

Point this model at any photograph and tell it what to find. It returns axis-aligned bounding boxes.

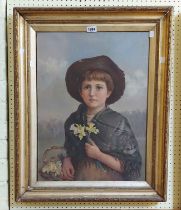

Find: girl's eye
[96,86,103,90]
[83,85,90,90]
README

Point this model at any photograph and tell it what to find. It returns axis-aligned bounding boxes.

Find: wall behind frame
[6,0,181,210]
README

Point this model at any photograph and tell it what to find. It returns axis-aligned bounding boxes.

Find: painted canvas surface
[37,32,149,181]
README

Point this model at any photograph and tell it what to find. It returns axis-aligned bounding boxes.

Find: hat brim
[65,55,125,105]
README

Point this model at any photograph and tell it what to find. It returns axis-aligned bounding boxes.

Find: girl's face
[80,80,111,111]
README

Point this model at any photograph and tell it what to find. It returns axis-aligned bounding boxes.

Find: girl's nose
[89,87,95,96]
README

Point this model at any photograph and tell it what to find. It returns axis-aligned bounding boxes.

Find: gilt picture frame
[12,7,171,203]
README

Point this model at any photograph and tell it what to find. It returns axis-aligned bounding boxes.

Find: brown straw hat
[65,55,125,104]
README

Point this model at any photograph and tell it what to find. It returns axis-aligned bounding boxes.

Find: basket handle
[42,146,65,163]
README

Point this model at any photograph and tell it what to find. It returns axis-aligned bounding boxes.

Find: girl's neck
[86,105,106,116]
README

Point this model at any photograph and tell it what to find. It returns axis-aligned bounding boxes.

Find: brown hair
[79,69,114,92]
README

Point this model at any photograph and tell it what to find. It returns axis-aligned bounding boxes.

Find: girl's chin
[86,105,98,109]
[86,104,105,110]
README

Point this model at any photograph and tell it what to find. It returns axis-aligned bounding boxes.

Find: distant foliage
[38,119,65,145]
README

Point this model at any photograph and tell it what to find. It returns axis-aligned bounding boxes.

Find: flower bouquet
[70,122,99,143]
[39,146,66,181]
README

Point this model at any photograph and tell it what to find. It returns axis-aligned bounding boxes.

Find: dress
[64,104,142,181]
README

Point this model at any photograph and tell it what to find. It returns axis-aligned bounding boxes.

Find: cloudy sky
[37,32,149,122]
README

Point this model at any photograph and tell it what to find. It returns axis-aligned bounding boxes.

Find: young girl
[62,55,142,181]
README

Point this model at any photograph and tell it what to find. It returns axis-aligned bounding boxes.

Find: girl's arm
[62,157,75,180]
[85,140,124,173]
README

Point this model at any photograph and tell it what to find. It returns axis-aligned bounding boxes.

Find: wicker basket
[39,146,66,181]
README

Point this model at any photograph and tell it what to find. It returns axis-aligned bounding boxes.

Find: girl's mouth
[89,99,97,102]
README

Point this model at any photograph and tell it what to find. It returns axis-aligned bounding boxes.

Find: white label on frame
[20,48,24,55]
[160,57,165,64]
[30,61,33,68]
[149,31,155,38]
[87,26,97,33]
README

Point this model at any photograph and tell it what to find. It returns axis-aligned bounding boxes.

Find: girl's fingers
[86,139,96,146]
[67,170,74,178]
[85,142,90,146]
[70,167,75,176]
[62,167,74,180]
[62,158,75,180]
[63,171,74,180]
[67,169,73,178]
[88,139,95,145]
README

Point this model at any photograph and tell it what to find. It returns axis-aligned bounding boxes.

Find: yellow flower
[41,160,63,176]
[70,123,99,141]
[70,124,86,140]
[86,123,99,134]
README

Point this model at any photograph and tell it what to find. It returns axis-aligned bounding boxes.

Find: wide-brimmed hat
[65,55,125,104]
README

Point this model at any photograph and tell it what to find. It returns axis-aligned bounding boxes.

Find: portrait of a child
[62,55,142,181]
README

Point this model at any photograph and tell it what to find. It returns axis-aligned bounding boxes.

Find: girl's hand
[85,140,102,159]
[62,157,75,180]
[85,140,124,173]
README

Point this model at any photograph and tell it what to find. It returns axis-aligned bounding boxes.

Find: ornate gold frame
[12,7,171,203]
